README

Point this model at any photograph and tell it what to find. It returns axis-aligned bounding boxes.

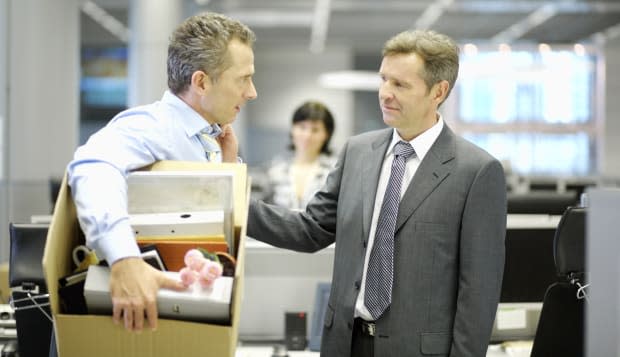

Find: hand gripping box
[42,161,249,357]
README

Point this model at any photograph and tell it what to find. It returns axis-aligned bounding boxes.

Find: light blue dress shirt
[68,91,222,265]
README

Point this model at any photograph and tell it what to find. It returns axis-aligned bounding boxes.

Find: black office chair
[530,206,587,357]
[8,223,55,357]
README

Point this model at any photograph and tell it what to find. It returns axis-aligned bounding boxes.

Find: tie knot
[200,124,222,139]
[394,141,415,159]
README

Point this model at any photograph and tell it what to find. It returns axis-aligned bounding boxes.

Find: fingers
[112,295,157,332]
[133,298,146,331]
[123,303,134,331]
[145,297,158,331]
[112,298,123,326]
[159,274,188,291]
[110,258,163,332]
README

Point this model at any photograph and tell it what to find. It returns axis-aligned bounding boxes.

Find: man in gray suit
[248,30,506,357]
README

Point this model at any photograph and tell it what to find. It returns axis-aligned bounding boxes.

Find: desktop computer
[491,225,558,342]
[0,304,17,357]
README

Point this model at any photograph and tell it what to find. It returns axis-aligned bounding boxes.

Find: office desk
[236,342,533,357]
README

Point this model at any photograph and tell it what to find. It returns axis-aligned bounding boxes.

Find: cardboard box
[0,262,9,304]
[42,161,249,357]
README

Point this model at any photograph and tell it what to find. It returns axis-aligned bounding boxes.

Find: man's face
[200,38,257,125]
[378,53,441,140]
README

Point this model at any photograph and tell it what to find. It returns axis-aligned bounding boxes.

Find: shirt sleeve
[67,114,164,265]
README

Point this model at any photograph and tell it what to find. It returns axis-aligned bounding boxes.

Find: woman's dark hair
[288,101,335,155]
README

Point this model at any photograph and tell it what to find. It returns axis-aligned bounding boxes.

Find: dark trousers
[351,318,374,357]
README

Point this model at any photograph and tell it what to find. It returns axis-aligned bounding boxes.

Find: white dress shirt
[354,115,445,321]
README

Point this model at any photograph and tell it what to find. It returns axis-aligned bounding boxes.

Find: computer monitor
[491,222,559,342]
[500,228,557,303]
[507,191,578,215]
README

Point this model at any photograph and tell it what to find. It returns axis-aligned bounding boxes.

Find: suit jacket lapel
[396,125,456,232]
[362,129,392,241]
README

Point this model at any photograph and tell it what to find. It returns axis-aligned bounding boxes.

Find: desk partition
[586,188,620,357]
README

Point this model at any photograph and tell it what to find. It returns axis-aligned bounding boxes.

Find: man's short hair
[383,30,459,100]
[167,12,256,94]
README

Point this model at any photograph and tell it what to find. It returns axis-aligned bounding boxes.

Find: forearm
[247,199,334,252]
[69,162,141,264]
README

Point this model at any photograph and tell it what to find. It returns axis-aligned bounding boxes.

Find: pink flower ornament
[198,260,224,289]
[179,267,197,286]
[180,248,223,290]
[184,249,207,271]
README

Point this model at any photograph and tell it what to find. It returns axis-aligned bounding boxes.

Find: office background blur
[2,0,620,262]
[1,1,619,353]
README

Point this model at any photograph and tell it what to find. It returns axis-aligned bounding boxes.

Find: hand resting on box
[110,257,186,331]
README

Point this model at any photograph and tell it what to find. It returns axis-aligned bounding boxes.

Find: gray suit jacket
[247,124,506,357]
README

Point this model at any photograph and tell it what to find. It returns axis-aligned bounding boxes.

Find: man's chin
[220,116,237,125]
[382,115,397,126]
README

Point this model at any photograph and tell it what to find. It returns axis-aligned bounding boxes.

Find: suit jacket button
[354,281,361,290]
[363,240,367,248]
[348,322,353,330]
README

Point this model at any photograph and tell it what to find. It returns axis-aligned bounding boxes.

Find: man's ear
[190,70,211,95]
[432,80,450,104]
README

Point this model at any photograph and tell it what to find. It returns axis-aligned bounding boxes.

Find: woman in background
[264,101,336,210]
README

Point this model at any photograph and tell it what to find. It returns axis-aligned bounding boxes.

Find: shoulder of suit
[347,128,392,145]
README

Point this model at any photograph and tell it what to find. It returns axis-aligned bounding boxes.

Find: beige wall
[1,0,79,261]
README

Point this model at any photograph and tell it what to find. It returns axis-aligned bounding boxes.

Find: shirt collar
[161,90,221,138]
[387,113,444,161]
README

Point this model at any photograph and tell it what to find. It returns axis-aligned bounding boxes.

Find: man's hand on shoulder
[217,124,239,163]
[110,257,186,332]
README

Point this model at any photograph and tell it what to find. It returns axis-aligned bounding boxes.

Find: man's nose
[379,85,392,102]
[246,81,258,100]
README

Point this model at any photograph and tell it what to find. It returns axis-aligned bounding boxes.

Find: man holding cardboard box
[68,12,257,332]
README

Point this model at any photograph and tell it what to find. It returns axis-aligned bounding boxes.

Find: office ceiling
[83,0,620,53]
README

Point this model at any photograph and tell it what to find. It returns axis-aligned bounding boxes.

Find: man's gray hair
[167,12,256,94]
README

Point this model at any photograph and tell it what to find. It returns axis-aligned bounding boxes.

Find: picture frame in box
[127,170,235,254]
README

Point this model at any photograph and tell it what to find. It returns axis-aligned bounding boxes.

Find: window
[80,46,128,120]
[449,45,601,176]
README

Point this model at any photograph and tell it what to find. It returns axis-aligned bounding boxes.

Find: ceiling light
[318,71,380,91]
[81,0,129,43]
[574,43,586,56]
[463,43,478,56]
[538,43,551,53]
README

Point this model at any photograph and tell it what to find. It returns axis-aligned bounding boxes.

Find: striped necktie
[364,140,416,320]
[199,125,222,162]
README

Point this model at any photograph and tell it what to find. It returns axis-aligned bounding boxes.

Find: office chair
[8,223,55,357]
[530,206,586,357]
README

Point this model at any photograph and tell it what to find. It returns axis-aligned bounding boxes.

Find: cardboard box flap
[42,172,80,316]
